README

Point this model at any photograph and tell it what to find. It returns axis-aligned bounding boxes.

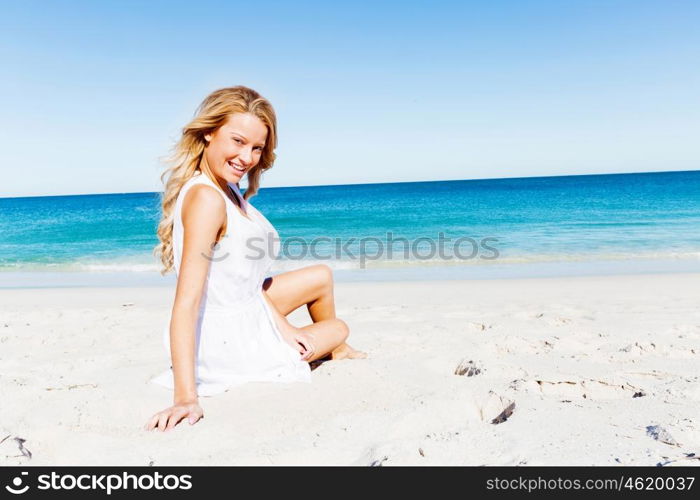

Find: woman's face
[204,112,268,184]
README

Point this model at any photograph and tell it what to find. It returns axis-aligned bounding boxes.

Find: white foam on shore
[5,249,699,273]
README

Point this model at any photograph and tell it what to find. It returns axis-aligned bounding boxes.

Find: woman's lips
[228,160,246,173]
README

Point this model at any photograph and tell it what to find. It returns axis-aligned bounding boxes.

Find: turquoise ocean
[1,170,698,287]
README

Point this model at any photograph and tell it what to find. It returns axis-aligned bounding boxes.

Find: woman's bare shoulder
[181,184,226,227]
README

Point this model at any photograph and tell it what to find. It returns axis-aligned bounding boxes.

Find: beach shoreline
[1,271,698,465]
[1,254,699,289]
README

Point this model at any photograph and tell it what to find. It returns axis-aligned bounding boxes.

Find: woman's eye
[233,138,243,144]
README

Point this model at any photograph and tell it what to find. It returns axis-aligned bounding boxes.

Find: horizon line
[2,168,698,200]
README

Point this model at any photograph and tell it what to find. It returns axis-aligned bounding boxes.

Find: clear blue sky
[1,0,698,197]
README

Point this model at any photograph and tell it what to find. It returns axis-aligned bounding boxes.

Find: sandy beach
[1,272,699,466]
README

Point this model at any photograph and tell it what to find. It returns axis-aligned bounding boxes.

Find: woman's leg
[262,264,366,359]
[298,318,349,362]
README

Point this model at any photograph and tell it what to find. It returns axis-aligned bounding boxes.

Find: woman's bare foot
[331,342,367,360]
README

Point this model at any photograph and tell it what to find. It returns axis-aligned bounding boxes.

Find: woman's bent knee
[337,318,350,341]
[313,263,334,287]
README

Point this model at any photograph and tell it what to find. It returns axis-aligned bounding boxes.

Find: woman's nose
[238,147,253,165]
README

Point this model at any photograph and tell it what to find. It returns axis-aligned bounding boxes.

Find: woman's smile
[228,159,247,175]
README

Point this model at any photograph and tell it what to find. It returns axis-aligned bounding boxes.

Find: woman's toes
[347,349,368,359]
[331,343,367,360]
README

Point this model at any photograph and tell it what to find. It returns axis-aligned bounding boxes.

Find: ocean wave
[2,250,698,274]
[0,259,161,273]
[356,251,700,269]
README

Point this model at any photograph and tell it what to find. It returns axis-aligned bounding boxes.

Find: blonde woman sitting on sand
[146,86,365,432]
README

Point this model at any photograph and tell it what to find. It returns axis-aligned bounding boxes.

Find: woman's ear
[204,133,212,143]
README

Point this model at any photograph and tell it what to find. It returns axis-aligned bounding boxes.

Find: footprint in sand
[0,434,32,460]
[619,341,657,355]
[454,359,482,377]
[646,425,680,447]
[476,391,516,424]
[514,377,645,400]
[622,340,697,360]
[353,445,392,466]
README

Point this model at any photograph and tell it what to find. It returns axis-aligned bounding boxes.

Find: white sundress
[150,171,311,396]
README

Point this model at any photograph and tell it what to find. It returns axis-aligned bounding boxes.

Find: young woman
[146,86,365,432]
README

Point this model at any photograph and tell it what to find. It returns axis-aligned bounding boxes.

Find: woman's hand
[145,399,204,432]
[281,327,316,361]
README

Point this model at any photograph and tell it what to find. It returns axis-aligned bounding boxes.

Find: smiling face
[203,112,269,185]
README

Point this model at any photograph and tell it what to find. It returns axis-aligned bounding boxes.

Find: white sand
[1,272,699,466]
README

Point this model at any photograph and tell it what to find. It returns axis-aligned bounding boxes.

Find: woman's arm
[146,184,226,431]
[260,288,295,336]
[260,289,315,360]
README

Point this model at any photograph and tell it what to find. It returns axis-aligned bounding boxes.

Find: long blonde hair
[153,86,278,275]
